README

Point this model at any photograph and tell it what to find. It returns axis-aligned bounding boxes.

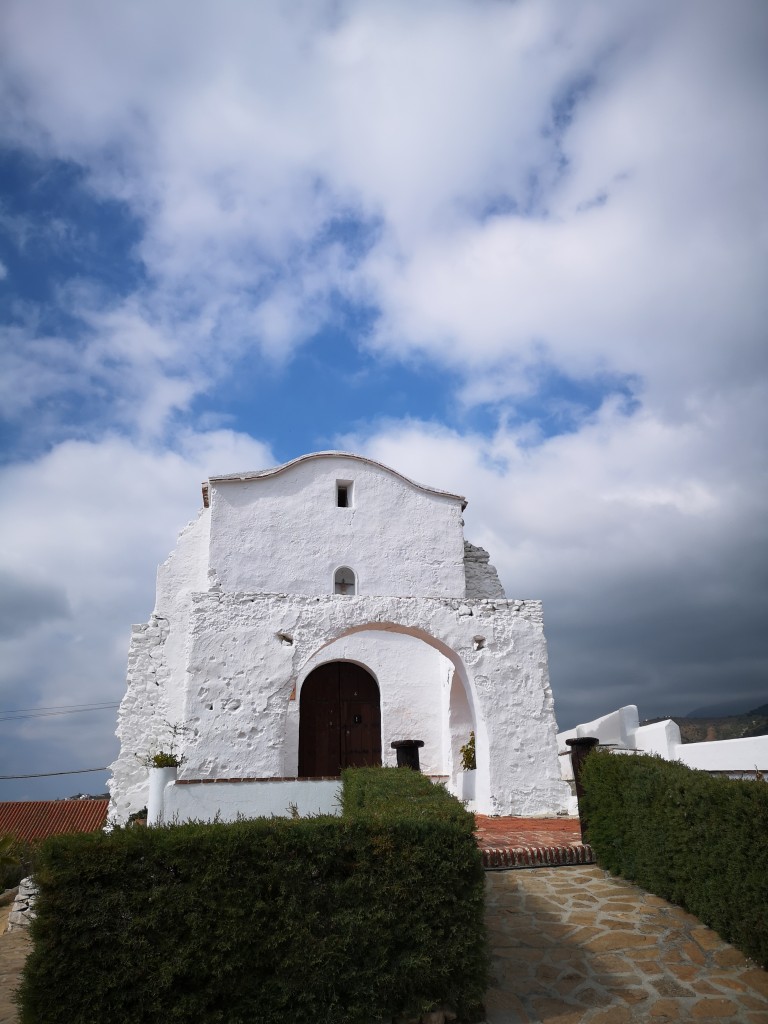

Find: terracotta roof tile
[0,799,109,842]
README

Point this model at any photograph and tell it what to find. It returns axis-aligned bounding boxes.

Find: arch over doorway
[298,661,381,777]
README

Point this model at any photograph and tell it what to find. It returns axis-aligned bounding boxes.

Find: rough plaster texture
[463,542,506,600]
[109,452,570,823]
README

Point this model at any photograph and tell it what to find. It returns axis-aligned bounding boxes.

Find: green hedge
[581,750,768,966]
[18,768,487,1023]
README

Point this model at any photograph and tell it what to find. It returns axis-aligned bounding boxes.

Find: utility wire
[0,767,108,779]
[1,701,120,714]
[0,704,119,722]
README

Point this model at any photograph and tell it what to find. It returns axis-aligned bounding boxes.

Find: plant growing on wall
[137,721,188,769]
[459,731,476,771]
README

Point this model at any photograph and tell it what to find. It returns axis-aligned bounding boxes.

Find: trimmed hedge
[581,750,768,966]
[18,768,487,1023]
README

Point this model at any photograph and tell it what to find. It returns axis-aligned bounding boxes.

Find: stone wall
[6,877,37,932]
[463,541,506,599]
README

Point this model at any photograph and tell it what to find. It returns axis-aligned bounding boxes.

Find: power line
[1,701,120,714]
[0,767,108,780]
[0,704,119,722]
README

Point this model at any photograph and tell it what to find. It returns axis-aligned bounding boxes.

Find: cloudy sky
[1,0,766,800]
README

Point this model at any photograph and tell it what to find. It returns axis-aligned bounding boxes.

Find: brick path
[475,816,594,869]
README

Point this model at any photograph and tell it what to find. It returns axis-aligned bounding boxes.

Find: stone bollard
[565,737,599,843]
[391,739,425,771]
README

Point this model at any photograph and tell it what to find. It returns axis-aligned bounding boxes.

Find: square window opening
[336,480,353,508]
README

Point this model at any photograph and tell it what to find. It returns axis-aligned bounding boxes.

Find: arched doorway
[298,661,381,777]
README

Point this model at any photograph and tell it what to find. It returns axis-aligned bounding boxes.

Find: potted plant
[138,723,187,825]
[458,731,477,803]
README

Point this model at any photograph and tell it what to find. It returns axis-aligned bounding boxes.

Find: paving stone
[615,987,651,1005]
[694,980,728,995]
[738,993,768,1011]
[710,975,748,993]
[652,977,696,998]
[714,947,749,968]
[689,996,744,1017]
[483,987,531,1023]
[665,907,706,927]
[552,976,587,998]
[649,997,685,1018]
[570,984,612,1007]
[667,963,700,982]
[528,996,583,1023]
[591,954,636,973]
[692,927,730,951]
[630,947,665,961]
[589,1007,633,1024]
[743,969,768,999]
[582,930,659,952]
[683,940,708,964]
[534,964,562,982]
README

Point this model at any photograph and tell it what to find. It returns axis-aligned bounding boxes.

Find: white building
[558,704,768,782]
[108,452,570,822]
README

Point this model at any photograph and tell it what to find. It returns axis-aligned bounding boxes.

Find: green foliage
[581,750,768,967]
[459,732,476,772]
[138,721,188,768]
[148,752,182,768]
[18,768,488,1023]
[0,835,35,890]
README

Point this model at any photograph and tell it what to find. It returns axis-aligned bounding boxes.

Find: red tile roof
[0,799,109,842]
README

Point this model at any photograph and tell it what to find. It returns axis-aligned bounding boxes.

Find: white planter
[458,769,476,803]
[147,766,178,826]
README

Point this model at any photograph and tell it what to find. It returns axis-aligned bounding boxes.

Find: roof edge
[203,451,467,509]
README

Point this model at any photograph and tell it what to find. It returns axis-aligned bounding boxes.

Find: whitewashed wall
[558,704,768,780]
[208,453,467,598]
[111,593,569,820]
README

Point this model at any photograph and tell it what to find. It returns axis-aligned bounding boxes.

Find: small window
[334,566,356,595]
[336,480,353,507]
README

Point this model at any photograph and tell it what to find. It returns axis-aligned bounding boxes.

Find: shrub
[18,768,487,1023]
[0,835,36,890]
[581,750,768,967]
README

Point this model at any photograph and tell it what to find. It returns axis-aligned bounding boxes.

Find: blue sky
[1,0,767,800]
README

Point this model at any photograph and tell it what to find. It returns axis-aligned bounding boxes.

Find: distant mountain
[686,698,768,718]
[667,708,768,744]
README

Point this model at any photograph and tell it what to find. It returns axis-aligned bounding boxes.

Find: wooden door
[298,662,381,777]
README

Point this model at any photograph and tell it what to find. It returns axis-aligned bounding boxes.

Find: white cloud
[3,0,764,433]
[0,429,274,788]
[343,383,768,725]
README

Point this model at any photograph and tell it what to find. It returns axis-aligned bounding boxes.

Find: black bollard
[391,739,425,771]
[565,737,599,843]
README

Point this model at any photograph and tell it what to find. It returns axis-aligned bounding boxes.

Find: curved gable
[203,452,466,510]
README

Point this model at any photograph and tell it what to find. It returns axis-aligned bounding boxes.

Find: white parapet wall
[149,772,343,825]
[675,735,768,774]
[558,705,768,780]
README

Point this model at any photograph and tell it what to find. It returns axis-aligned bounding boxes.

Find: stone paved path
[0,896,29,1024]
[484,865,768,1023]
